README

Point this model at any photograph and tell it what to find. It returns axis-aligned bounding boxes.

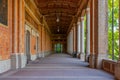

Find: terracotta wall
[0,26,10,60]
[30,35,36,55]
[0,0,52,61]
[45,32,52,52]
[41,27,52,53]
[0,0,13,60]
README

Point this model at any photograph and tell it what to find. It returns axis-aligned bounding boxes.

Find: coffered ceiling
[34,0,89,35]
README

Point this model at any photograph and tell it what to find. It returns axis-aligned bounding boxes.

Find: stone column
[67,33,69,53]
[94,0,108,69]
[74,24,77,53]
[80,17,85,61]
[89,0,95,68]
[70,29,74,55]
[86,8,90,62]
[115,0,120,79]
[73,24,77,57]
[77,18,81,58]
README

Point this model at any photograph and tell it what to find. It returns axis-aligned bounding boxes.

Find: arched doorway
[26,30,31,63]
[54,43,63,53]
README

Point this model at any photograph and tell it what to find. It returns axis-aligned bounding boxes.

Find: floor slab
[0,53,115,80]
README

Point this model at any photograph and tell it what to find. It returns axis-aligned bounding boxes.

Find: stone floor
[0,53,115,80]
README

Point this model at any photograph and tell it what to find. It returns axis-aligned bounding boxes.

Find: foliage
[55,43,62,53]
[108,0,119,60]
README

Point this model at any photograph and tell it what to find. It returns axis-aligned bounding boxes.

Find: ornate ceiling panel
[34,0,88,34]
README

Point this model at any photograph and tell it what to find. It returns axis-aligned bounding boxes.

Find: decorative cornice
[25,3,42,25]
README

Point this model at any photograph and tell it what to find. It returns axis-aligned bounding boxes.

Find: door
[26,31,31,63]
[36,37,39,58]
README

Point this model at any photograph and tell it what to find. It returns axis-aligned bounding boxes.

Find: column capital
[81,17,84,21]
[77,22,81,25]
[71,27,74,31]
[77,17,81,25]
[78,17,81,22]
[86,8,90,14]
[73,23,77,27]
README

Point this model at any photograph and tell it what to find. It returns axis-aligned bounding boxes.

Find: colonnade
[67,0,109,69]
[67,8,90,61]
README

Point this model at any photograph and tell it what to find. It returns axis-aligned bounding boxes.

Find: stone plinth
[115,61,120,80]
[89,54,95,68]
[80,53,85,61]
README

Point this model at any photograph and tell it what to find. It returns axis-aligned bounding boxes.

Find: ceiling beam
[67,0,90,35]
[36,0,78,8]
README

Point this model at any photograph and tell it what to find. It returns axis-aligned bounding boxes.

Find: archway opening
[54,43,63,53]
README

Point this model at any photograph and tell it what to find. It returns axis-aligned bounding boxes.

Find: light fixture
[57,26,60,32]
[56,17,60,22]
[57,29,60,32]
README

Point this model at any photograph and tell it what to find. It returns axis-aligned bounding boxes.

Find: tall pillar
[89,0,95,68]
[73,24,77,57]
[93,0,108,69]
[77,18,81,58]
[70,29,74,54]
[86,8,90,62]
[115,0,120,79]
[80,17,85,61]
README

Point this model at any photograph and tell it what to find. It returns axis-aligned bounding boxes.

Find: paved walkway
[0,53,115,80]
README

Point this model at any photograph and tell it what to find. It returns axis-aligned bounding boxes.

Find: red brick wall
[0,26,10,60]
[40,26,52,53]
[42,27,46,51]
[46,32,52,51]
[31,35,36,55]
[0,0,13,60]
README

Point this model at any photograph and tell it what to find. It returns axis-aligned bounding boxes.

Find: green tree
[108,0,119,60]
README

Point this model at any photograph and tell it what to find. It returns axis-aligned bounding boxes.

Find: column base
[37,52,42,58]
[11,53,19,69]
[72,51,77,58]
[36,52,40,59]
[80,53,85,61]
[85,53,90,62]
[11,53,27,69]
[115,61,120,80]
[31,54,37,61]
[77,53,80,59]
[18,53,27,68]
[44,51,51,57]
[41,52,45,58]
[96,54,108,69]
[89,54,95,68]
